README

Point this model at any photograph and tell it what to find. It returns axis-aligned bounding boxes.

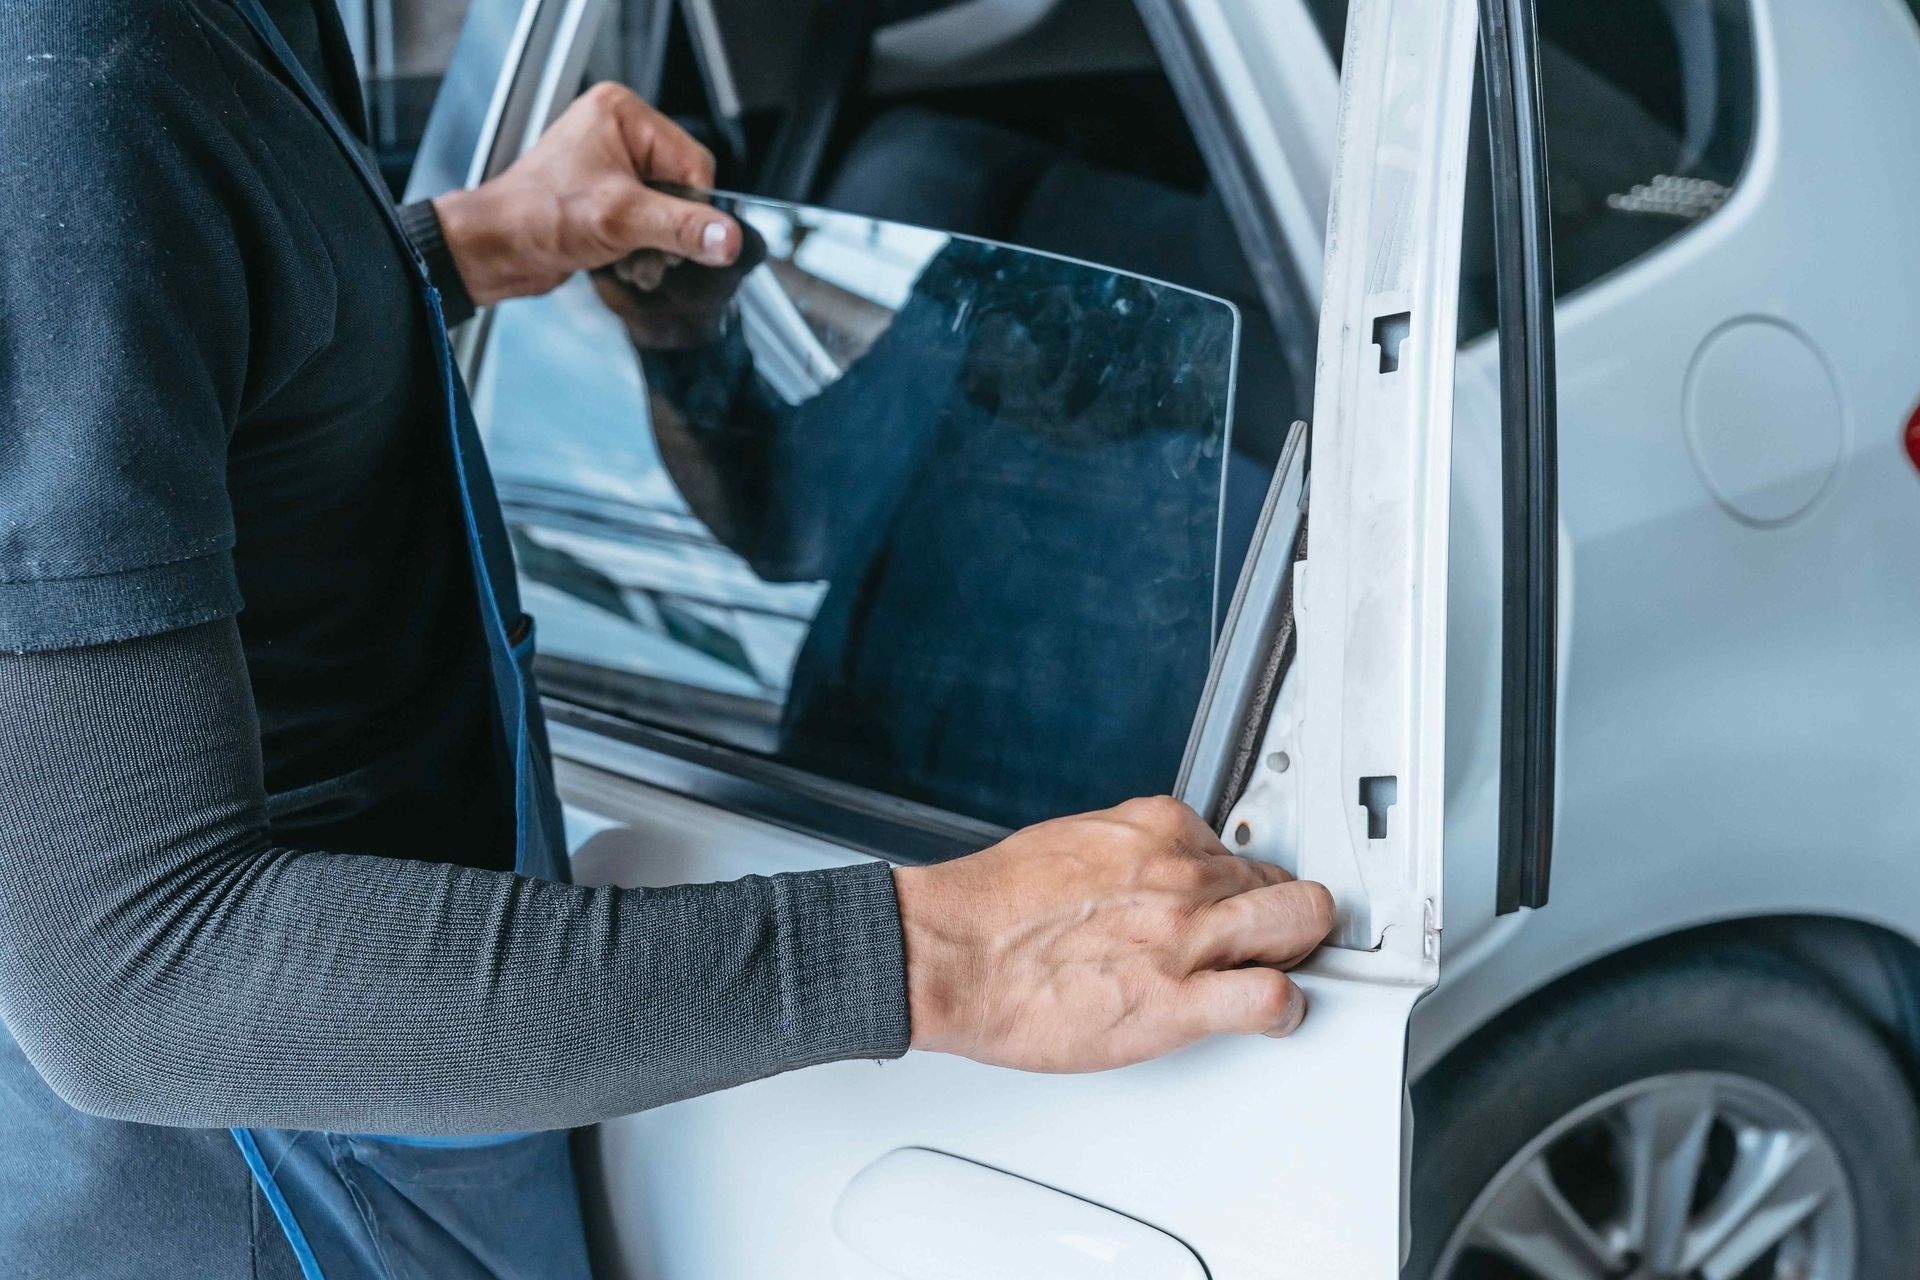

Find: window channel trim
[1480,0,1559,913]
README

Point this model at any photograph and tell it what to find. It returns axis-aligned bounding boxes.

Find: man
[0,2,1336,1277]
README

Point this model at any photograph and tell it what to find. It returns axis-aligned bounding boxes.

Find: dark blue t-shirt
[0,0,509,865]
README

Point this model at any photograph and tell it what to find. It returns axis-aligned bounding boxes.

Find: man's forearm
[0,619,908,1134]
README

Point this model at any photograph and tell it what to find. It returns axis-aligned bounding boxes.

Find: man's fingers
[571,82,735,264]
[1182,968,1308,1039]
[594,81,717,190]
[614,249,672,291]
[602,185,739,266]
[1200,852,1295,898]
[1193,879,1336,969]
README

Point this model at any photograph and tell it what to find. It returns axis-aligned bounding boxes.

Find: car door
[409,0,1546,1274]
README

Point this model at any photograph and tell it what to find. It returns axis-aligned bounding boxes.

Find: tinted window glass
[474,196,1237,828]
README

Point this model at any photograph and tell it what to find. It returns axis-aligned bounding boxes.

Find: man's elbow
[3,1001,194,1126]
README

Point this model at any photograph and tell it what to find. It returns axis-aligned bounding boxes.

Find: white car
[400,0,1920,1275]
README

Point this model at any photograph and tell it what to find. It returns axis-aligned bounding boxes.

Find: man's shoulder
[0,0,212,57]
[0,1,232,120]
[0,0,261,219]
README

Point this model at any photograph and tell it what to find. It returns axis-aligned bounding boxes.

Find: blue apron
[227,3,589,1276]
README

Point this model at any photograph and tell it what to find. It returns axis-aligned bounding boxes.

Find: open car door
[416,0,1559,1272]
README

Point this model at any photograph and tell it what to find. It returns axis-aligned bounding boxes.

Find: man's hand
[894,796,1336,1073]
[588,220,767,350]
[433,83,741,307]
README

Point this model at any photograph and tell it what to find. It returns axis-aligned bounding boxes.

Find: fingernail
[1265,985,1307,1039]
[700,221,729,261]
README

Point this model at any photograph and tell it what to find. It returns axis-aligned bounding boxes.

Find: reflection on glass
[473,194,1237,829]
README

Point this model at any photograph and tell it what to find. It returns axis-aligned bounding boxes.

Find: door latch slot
[1372,311,1412,373]
[1359,775,1398,839]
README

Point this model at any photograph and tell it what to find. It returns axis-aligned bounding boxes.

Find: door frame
[1478,0,1561,914]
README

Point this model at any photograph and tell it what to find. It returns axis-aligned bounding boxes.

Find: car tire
[1404,944,1920,1278]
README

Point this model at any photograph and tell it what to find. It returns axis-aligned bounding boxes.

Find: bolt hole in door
[1358,775,1398,839]
[1372,310,1412,373]
[1234,821,1253,846]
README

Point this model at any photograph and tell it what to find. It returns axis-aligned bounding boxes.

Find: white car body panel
[831,1148,1210,1279]
[559,760,1423,1279]
[1414,0,1920,1075]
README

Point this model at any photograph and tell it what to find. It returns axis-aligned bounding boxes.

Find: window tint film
[473,195,1237,829]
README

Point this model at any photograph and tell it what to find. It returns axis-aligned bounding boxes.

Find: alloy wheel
[1433,1071,1855,1280]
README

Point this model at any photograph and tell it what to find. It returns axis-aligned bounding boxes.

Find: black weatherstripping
[1479,0,1559,912]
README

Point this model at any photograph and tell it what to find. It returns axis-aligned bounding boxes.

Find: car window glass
[1530,0,1755,303]
[473,195,1237,829]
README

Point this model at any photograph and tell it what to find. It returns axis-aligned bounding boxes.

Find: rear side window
[1537,0,1755,293]
[1457,0,1756,331]
[1307,0,1758,333]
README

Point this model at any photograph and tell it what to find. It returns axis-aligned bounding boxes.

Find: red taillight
[1908,401,1920,474]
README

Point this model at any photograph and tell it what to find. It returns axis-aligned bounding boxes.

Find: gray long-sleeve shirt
[0,620,908,1133]
[0,0,908,1150]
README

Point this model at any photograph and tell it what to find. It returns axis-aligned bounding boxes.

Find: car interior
[598,0,1753,577]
